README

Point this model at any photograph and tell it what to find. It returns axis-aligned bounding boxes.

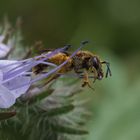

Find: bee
[71,50,111,89]
[33,43,112,89]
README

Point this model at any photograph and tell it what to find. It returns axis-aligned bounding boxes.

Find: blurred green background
[1,0,140,140]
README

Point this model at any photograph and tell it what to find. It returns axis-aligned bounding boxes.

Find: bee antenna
[102,61,112,78]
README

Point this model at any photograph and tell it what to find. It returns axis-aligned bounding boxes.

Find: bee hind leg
[39,74,60,88]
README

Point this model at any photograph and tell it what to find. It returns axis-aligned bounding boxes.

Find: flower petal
[0,85,15,108]
[0,69,3,82]
[3,75,31,98]
[0,60,18,72]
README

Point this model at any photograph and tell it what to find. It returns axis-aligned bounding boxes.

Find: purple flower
[0,60,31,108]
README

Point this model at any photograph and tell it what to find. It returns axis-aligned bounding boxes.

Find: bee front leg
[90,67,98,83]
[81,71,94,90]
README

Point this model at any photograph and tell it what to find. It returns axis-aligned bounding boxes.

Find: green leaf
[51,123,88,135]
[29,89,54,104]
[0,111,16,121]
[44,104,75,117]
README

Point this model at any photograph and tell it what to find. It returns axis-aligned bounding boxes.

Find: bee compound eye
[92,57,99,70]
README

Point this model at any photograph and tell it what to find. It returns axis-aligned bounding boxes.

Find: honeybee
[33,43,111,89]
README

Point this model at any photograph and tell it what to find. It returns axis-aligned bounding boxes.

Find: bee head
[92,56,112,80]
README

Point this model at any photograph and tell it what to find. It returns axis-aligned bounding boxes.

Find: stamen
[0,59,32,69]
[3,60,36,81]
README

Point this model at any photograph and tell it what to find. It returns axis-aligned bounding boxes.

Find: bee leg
[40,74,60,88]
[81,71,94,90]
[91,67,98,83]
[74,66,83,73]
[74,68,84,78]
[47,74,60,84]
[76,70,83,73]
